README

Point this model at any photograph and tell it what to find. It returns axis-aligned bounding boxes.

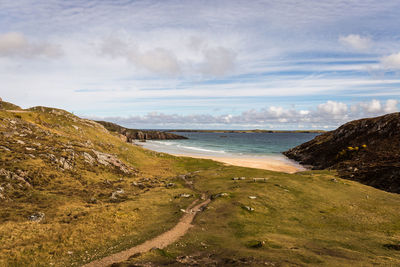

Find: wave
[146,140,226,154]
[151,141,177,146]
[176,144,226,154]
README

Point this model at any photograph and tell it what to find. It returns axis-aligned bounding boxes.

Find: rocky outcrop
[91,150,136,174]
[284,112,400,193]
[96,121,187,141]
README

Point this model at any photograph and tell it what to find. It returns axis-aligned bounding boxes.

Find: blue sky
[0,0,400,129]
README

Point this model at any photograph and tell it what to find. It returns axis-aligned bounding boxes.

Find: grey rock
[92,149,135,174]
[0,146,10,151]
[83,152,95,165]
[28,212,45,222]
[166,183,175,188]
[111,188,125,199]
[242,206,255,212]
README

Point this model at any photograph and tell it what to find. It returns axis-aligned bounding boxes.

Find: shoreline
[173,153,303,173]
[135,141,304,173]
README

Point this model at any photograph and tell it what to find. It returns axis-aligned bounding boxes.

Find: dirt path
[83,195,211,267]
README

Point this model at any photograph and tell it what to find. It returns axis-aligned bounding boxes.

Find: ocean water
[138,132,320,163]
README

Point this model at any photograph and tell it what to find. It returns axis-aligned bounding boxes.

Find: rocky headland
[284,112,400,193]
[96,120,187,141]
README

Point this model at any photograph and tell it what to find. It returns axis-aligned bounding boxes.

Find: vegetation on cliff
[284,112,400,193]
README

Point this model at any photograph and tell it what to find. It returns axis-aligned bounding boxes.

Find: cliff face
[284,113,400,193]
[96,121,187,141]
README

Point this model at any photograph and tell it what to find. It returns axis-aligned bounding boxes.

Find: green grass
[119,168,400,266]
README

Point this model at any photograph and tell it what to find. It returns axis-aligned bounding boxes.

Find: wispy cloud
[380,52,400,70]
[99,35,236,76]
[0,32,62,58]
[339,34,371,51]
[0,1,400,129]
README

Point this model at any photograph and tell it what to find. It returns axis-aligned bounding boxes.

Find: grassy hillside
[116,167,400,266]
[0,105,218,266]
[1,103,400,266]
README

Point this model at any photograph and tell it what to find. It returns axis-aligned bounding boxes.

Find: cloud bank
[97,99,399,129]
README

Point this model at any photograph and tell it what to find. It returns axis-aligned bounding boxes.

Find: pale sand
[173,154,303,173]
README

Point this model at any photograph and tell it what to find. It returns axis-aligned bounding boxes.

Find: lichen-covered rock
[92,150,136,174]
[83,152,95,165]
[284,112,400,193]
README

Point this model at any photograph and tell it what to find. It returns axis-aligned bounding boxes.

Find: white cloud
[384,99,398,113]
[0,32,62,58]
[355,99,398,115]
[380,52,400,70]
[359,99,381,113]
[339,34,371,51]
[317,101,348,116]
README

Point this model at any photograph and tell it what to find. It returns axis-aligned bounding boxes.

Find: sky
[1,0,400,129]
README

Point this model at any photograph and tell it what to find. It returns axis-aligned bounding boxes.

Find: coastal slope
[0,101,203,266]
[2,99,400,266]
[284,112,400,193]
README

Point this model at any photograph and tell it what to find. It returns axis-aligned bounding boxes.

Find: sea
[138,131,320,165]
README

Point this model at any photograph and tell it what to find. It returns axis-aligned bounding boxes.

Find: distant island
[166,129,326,133]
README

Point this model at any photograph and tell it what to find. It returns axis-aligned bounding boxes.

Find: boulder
[28,212,45,222]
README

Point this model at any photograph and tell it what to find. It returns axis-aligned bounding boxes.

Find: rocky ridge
[96,120,187,141]
[284,112,400,193]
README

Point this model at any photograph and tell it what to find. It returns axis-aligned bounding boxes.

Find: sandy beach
[173,153,303,173]
[135,140,305,173]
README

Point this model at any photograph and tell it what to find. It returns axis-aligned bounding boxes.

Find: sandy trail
[83,195,211,267]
